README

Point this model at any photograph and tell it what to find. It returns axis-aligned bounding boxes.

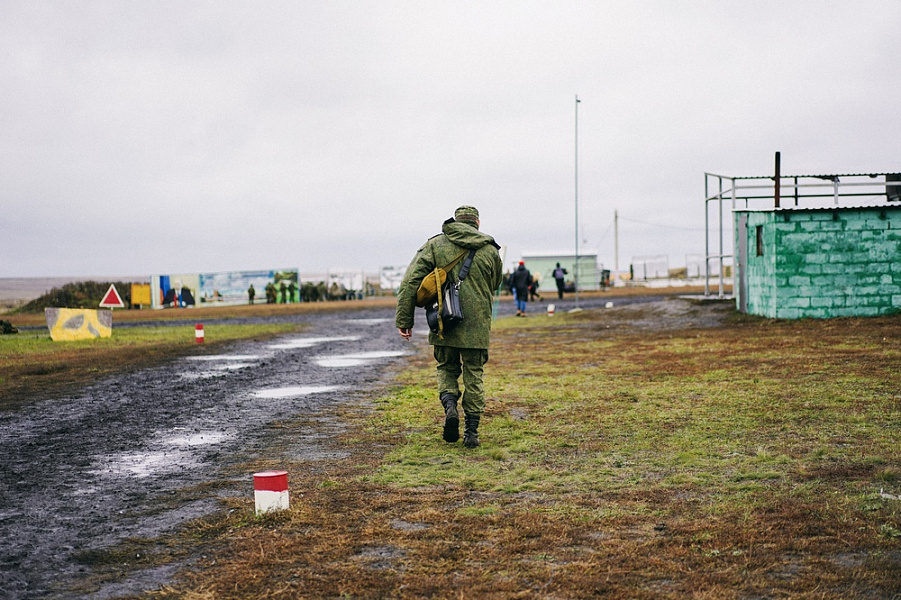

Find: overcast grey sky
[2,1,900,279]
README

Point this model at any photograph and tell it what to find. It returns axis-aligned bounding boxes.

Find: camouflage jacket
[395,219,503,349]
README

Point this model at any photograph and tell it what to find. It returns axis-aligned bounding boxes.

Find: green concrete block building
[734,206,901,318]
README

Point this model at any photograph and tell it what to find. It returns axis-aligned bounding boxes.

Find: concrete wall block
[780,232,814,246]
[859,230,884,241]
[774,222,799,233]
[866,219,892,230]
[810,275,843,289]
[843,219,872,231]
[800,264,823,275]
[776,307,801,319]
[810,296,834,308]
[804,253,829,265]
[795,285,820,298]
[782,296,811,308]
[800,220,842,232]
[869,245,898,262]
[828,252,869,264]
[843,295,872,307]
[788,275,811,287]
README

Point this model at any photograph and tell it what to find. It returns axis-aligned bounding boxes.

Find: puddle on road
[342,318,391,325]
[314,350,407,368]
[164,431,229,446]
[89,430,229,480]
[181,357,258,380]
[90,450,194,479]
[252,385,342,399]
[268,336,360,350]
[180,371,225,381]
[186,355,263,361]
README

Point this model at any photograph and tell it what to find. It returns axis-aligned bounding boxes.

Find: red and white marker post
[253,470,290,514]
[195,323,204,343]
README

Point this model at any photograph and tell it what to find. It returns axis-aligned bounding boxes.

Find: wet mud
[0,294,703,598]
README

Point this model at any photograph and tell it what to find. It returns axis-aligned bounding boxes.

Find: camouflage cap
[454,205,480,227]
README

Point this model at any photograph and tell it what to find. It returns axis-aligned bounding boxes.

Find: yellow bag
[415,249,468,308]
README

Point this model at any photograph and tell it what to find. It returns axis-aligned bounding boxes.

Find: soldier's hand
[398,328,412,341]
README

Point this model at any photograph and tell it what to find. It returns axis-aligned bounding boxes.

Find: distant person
[280,281,288,303]
[553,262,568,299]
[511,261,532,316]
[529,271,542,301]
[248,284,255,305]
[395,205,503,448]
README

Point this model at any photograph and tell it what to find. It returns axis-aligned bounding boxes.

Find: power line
[616,215,706,232]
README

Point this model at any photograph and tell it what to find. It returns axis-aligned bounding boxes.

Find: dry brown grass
[135,297,900,599]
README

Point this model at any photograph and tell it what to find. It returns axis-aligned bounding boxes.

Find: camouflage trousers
[433,346,489,416]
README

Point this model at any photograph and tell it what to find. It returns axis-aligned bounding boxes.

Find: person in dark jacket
[395,206,504,448]
[552,262,568,299]
[510,261,531,316]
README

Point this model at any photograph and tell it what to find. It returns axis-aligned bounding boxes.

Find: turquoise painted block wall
[736,206,901,318]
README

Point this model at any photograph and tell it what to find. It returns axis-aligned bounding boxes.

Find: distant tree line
[12,281,133,314]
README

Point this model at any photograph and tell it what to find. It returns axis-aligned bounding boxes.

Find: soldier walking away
[395,206,503,448]
[553,262,568,299]
[511,261,531,316]
[248,284,255,305]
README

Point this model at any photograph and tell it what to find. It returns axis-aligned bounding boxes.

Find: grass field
[134,297,901,599]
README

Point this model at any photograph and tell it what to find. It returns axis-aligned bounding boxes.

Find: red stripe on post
[254,470,288,492]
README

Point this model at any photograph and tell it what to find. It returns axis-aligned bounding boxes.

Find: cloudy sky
[2,1,900,279]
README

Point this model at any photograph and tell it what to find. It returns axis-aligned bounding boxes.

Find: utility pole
[574,94,580,307]
[614,209,619,287]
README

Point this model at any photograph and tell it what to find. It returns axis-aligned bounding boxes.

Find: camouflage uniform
[396,207,503,446]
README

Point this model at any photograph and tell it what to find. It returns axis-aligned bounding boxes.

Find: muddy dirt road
[0,294,681,599]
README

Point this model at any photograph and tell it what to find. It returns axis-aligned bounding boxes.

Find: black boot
[463,414,481,448]
[440,393,460,443]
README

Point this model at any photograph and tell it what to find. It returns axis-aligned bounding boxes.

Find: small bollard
[195,323,204,343]
[547,303,555,316]
[254,470,289,514]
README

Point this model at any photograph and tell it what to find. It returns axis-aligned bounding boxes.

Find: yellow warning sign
[131,283,151,306]
[45,308,113,342]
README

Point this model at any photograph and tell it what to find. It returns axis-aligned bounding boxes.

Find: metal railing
[703,171,901,297]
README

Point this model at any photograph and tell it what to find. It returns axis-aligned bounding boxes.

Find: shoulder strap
[456,249,478,283]
[443,249,469,271]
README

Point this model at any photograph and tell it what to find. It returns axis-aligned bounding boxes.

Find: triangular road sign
[99,284,126,309]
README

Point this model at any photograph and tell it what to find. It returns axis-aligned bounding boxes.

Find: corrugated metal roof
[732,172,901,180]
[735,203,901,212]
